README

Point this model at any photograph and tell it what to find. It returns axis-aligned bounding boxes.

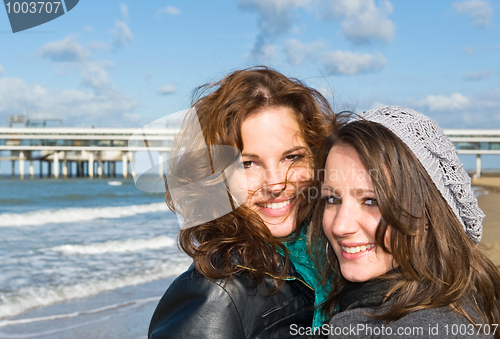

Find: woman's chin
[262,216,296,237]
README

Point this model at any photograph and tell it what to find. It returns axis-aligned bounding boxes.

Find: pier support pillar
[19,151,25,179]
[89,153,94,178]
[62,152,68,178]
[122,153,128,178]
[97,153,103,178]
[39,160,43,178]
[29,160,34,178]
[158,153,164,178]
[11,160,15,178]
[476,154,482,178]
[54,152,59,179]
[130,152,136,178]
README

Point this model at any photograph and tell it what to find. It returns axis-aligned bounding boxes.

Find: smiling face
[322,144,394,282]
[240,106,311,237]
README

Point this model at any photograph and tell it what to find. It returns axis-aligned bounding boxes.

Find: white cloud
[0,77,138,127]
[249,44,277,60]
[157,6,181,16]
[120,4,129,18]
[109,20,133,49]
[464,70,492,81]
[284,39,324,65]
[454,0,493,28]
[238,0,311,59]
[415,93,471,112]
[322,0,395,44]
[38,36,117,94]
[406,89,500,128]
[158,85,177,95]
[0,64,4,77]
[89,41,111,51]
[473,88,500,110]
[322,50,386,75]
[463,47,475,55]
[38,36,90,62]
[80,61,115,93]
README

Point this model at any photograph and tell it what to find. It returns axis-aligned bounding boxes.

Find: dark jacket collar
[337,278,393,313]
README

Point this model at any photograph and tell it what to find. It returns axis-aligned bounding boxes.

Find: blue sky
[0,0,499,129]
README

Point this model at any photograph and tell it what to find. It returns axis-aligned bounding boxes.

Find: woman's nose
[324,202,358,238]
[263,167,286,194]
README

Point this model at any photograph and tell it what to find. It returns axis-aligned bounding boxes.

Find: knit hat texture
[353,106,484,244]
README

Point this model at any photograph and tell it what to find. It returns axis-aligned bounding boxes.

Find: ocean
[0,178,489,338]
[0,178,191,338]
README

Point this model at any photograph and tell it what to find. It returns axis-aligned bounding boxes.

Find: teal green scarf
[278,224,330,329]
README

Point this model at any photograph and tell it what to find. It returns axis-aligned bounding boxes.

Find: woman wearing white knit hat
[310,106,500,338]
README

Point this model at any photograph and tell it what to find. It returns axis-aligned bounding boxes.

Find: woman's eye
[324,196,341,205]
[242,161,253,169]
[363,198,378,206]
[284,154,304,162]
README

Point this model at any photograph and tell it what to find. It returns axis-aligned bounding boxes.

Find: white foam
[0,203,169,227]
[0,258,191,319]
[472,186,488,198]
[0,296,160,328]
[107,181,123,186]
[51,236,176,255]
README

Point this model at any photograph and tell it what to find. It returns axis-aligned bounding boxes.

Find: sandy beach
[474,178,500,268]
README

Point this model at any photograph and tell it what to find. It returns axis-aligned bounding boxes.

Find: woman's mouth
[341,243,375,254]
[255,198,295,217]
[259,199,292,209]
[339,243,375,259]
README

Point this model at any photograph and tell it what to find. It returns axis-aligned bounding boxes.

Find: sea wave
[472,185,488,198]
[51,236,176,255]
[0,258,191,320]
[0,203,169,227]
[0,296,160,329]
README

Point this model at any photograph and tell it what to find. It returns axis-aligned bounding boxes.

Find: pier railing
[1,128,499,179]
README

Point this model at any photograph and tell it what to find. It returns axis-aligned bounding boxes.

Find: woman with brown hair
[311,106,500,338]
[147,67,335,338]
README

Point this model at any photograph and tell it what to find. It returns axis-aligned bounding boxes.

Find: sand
[470,178,500,268]
[476,191,500,269]
[472,177,500,192]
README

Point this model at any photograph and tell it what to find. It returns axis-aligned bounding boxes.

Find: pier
[1,128,499,179]
[0,127,175,179]
[444,129,500,178]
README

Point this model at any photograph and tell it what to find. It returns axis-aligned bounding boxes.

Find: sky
[0,0,499,130]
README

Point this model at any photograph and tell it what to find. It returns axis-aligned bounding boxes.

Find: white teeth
[341,243,375,254]
[262,199,292,209]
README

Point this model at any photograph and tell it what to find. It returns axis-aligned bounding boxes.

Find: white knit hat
[353,106,484,244]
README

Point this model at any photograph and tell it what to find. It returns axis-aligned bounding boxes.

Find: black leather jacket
[148,261,315,339]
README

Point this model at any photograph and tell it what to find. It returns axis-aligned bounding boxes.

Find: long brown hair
[310,118,500,333]
[166,66,334,284]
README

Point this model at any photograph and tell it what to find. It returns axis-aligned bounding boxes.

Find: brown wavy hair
[166,66,334,285]
[310,118,500,334]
